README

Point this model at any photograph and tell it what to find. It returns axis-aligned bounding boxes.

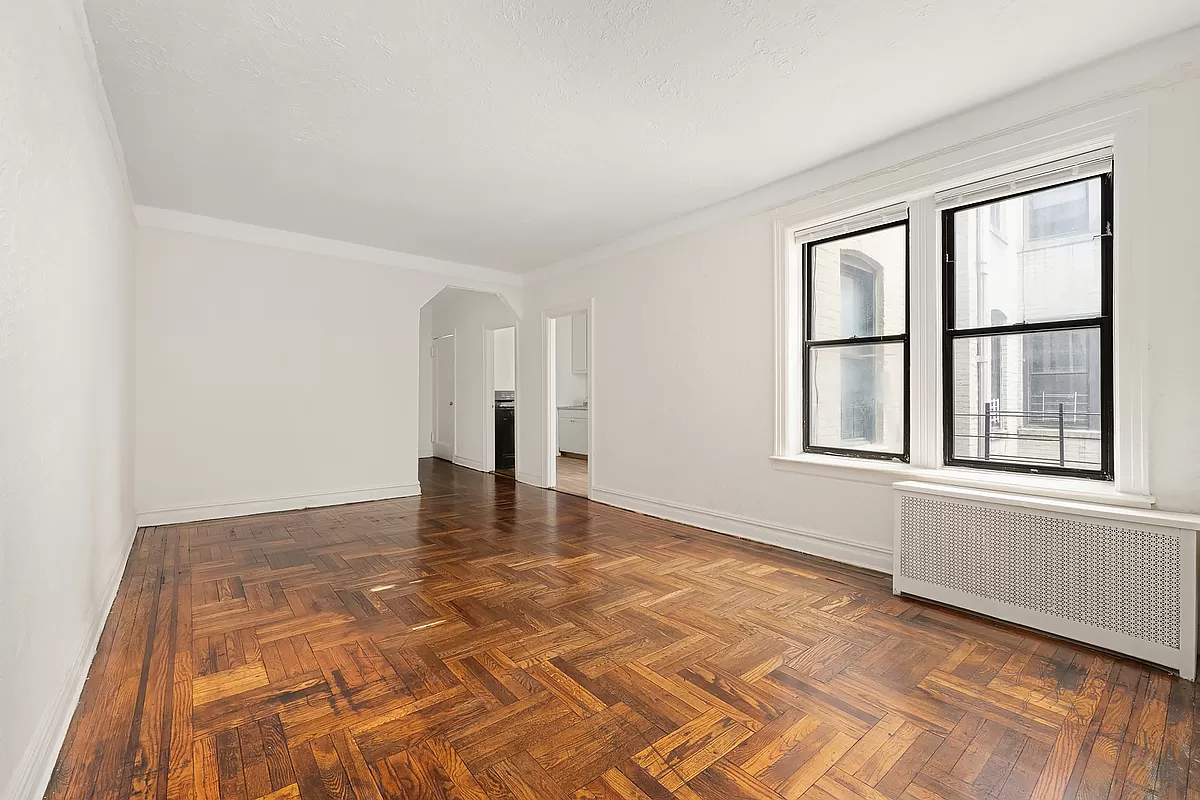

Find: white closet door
[433,335,455,459]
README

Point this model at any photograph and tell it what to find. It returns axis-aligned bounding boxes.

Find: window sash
[940,173,1114,480]
[801,218,910,461]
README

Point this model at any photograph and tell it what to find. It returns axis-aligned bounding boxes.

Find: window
[777,148,1131,490]
[989,202,1005,236]
[1027,181,1091,240]
[801,221,908,459]
[840,261,877,338]
[1025,329,1098,430]
[943,174,1112,478]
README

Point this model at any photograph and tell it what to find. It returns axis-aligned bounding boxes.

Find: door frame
[484,324,518,473]
[432,332,456,461]
[543,299,595,497]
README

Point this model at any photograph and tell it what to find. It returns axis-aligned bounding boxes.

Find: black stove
[494,392,515,469]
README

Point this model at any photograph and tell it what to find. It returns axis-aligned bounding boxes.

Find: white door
[433,335,455,459]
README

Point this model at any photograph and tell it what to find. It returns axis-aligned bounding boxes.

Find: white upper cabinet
[571,312,588,374]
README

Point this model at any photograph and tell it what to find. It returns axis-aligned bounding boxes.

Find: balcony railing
[955,402,1101,468]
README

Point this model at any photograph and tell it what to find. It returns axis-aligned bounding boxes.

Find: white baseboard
[4,527,136,800]
[135,483,422,526]
[418,447,434,458]
[452,455,486,472]
[590,486,892,573]
[516,471,545,487]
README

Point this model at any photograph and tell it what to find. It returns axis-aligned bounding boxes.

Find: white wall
[1145,77,1200,512]
[494,327,516,393]
[555,315,589,407]
[135,227,516,522]
[0,2,136,797]
[418,289,518,471]
[418,306,434,457]
[518,41,1200,571]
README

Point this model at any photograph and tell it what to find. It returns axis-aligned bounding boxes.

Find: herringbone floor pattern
[45,459,1198,800]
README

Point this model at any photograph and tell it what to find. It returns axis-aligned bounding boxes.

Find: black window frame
[801,218,910,462]
[941,173,1114,480]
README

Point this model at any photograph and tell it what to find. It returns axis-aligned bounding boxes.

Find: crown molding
[528,24,1200,284]
[135,206,526,289]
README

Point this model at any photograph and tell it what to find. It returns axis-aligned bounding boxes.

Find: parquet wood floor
[554,455,588,498]
[45,459,1199,800]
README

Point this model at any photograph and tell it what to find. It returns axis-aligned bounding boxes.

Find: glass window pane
[948,328,1102,471]
[808,342,904,454]
[1029,183,1090,239]
[809,224,906,340]
[952,177,1102,329]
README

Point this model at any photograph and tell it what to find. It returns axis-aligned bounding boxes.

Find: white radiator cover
[893,481,1198,679]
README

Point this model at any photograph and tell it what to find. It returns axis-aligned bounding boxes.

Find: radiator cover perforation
[899,496,1180,649]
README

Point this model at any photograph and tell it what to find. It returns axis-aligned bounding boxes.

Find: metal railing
[1028,391,1089,426]
[956,403,1101,467]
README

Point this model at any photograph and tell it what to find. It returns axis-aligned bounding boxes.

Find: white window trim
[772,106,1153,507]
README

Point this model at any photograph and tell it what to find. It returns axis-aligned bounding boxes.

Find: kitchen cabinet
[571,312,588,374]
[557,408,588,455]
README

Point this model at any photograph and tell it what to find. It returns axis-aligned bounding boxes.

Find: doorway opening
[546,305,591,498]
[487,326,517,479]
[419,287,519,475]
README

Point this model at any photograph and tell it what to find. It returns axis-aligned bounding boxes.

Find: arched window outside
[839,252,882,442]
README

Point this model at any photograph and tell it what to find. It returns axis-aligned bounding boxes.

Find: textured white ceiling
[86,0,1200,272]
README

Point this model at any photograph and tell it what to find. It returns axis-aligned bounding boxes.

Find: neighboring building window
[839,261,878,441]
[840,262,877,338]
[943,174,1112,478]
[801,223,908,459]
[1027,181,1091,240]
[1025,329,1098,430]
[989,202,1005,234]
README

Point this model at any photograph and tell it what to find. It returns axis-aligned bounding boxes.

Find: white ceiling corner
[86,0,1200,273]
[134,205,525,287]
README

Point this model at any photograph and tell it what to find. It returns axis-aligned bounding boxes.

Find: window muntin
[942,174,1112,479]
[801,220,908,460]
